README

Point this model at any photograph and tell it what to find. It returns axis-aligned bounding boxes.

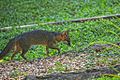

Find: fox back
[18,30,70,46]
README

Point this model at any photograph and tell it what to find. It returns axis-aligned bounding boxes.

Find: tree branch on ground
[0,14,120,32]
[24,64,120,80]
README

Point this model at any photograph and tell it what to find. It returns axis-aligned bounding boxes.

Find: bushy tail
[0,38,15,60]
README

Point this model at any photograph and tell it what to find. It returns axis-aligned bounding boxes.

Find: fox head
[57,31,71,46]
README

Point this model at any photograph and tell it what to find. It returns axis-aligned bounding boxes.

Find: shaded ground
[24,64,120,80]
[0,51,120,80]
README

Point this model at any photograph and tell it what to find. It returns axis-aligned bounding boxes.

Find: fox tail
[0,38,15,60]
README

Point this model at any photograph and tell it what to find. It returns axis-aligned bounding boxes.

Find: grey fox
[0,30,71,60]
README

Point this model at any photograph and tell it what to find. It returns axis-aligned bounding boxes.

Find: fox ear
[62,30,69,35]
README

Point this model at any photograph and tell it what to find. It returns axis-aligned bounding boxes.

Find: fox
[0,30,71,60]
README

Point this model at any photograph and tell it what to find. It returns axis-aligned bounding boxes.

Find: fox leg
[21,47,29,60]
[19,39,30,60]
[46,46,49,56]
[20,43,30,60]
[11,44,21,60]
[48,44,60,54]
[11,51,18,60]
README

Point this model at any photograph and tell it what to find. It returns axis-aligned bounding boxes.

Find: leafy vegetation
[94,76,120,80]
[0,0,120,79]
[0,0,120,59]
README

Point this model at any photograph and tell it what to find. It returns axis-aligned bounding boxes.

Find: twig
[0,14,120,32]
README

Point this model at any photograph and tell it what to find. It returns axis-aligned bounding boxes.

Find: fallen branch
[0,24,38,32]
[0,14,120,32]
[44,14,120,25]
[24,64,120,80]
